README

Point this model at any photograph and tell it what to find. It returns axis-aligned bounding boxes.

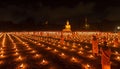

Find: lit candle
[1,54,3,57]
[40,59,48,65]
[116,56,120,61]
[84,64,90,69]
[114,51,119,55]
[27,47,32,50]
[79,47,84,51]
[46,47,52,50]
[62,46,67,50]
[88,54,95,59]
[70,57,79,63]
[85,45,89,49]
[78,51,83,55]
[33,54,41,59]
[20,63,24,68]
[53,49,58,53]
[31,50,36,54]
[70,48,75,52]
[0,60,4,64]
[15,52,19,55]
[57,45,61,48]
[59,53,67,59]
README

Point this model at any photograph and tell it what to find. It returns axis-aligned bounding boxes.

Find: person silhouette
[100,41,111,69]
[91,35,98,56]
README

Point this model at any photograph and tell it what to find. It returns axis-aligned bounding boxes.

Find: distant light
[117,26,120,30]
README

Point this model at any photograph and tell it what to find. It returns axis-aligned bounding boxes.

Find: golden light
[16,63,28,69]
[62,46,67,50]
[84,64,91,69]
[0,54,3,57]
[15,56,24,61]
[33,54,42,59]
[115,56,120,61]
[87,54,95,59]
[41,44,45,47]
[13,52,19,56]
[59,53,67,59]
[52,49,59,53]
[20,63,24,68]
[0,48,2,50]
[85,45,89,49]
[70,48,76,52]
[114,51,119,55]
[79,47,84,51]
[37,43,41,45]
[13,46,16,49]
[77,51,83,55]
[1,50,4,54]
[15,49,19,52]
[40,59,49,65]
[57,45,61,48]
[18,56,22,60]
[0,60,4,65]
[70,57,80,63]
[30,50,36,54]
[46,47,52,50]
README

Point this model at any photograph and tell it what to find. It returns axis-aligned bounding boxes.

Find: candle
[46,47,52,50]
[84,64,91,69]
[33,54,41,59]
[59,53,67,59]
[62,46,67,50]
[70,57,79,63]
[114,51,119,55]
[40,59,48,65]
[78,51,83,55]
[88,54,95,59]
[116,56,120,61]
[20,63,24,68]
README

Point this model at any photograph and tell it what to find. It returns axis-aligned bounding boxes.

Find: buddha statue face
[66,20,70,25]
[67,22,69,25]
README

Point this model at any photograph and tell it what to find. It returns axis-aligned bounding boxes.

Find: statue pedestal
[63,29,71,32]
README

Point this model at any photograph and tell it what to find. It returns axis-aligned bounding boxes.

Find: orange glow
[78,51,83,55]
[88,54,95,59]
[62,46,67,50]
[70,48,76,52]
[59,53,67,59]
[70,57,79,63]
[30,50,36,54]
[84,64,91,69]
[46,47,52,50]
[79,47,84,51]
[33,54,42,59]
[115,56,120,61]
[15,56,24,61]
[27,47,32,50]
[0,60,4,65]
[52,49,59,53]
[40,59,48,65]
[114,51,119,55]
[13,52,19,56]
[16,63,28,69]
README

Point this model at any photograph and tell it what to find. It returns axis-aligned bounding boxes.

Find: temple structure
[62,20,71,32]
[84,18,90,30]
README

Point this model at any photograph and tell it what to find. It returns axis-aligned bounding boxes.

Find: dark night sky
[0,0,120,31]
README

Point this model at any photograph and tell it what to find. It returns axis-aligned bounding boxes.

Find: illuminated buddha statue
[63,20,71,32]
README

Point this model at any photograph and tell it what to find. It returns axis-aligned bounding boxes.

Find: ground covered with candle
[0,32,119,69]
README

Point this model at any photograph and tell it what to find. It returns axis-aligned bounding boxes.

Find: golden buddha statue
[63,20,71,32]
